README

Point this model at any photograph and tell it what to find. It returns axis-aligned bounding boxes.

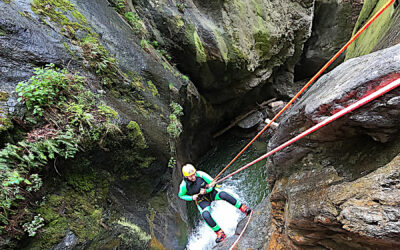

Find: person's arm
[178,181,194,201]
[197,171,214,193]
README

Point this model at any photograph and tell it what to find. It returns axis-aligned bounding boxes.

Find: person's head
[182,164,196,182]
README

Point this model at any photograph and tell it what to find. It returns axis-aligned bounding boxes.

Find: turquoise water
[186,134,269,249]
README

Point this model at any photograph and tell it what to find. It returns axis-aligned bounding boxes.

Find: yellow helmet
[182,164,196,177]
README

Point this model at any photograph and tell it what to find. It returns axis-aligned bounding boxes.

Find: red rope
[211,0,395,184]
[214,77,400,185]
[229,211,253,250]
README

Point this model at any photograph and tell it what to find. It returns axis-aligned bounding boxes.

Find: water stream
[185,135,269,249]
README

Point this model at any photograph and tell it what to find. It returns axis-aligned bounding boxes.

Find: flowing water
[185,135,269,249]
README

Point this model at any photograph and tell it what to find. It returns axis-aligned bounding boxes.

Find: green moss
[213,30,229,63]
[127,121,147,149]
[117,218,151,248]
[146,80,159,97]
[31,0,90,35]
[175,16,184,29]
[254,30,272,59]
[193,31,207,63]
[0,27,6,36]
[345,0,395,59]
[31,168,110,248]
[0,116,13,133]
[185,24,207,63]
[0,91,9,102]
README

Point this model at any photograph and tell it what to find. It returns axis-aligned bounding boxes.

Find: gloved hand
[199,188,206,195]
[193,194,199,200]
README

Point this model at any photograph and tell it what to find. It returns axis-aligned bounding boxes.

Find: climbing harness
[229,210,253,250]
[215,77,400,185]
[211,0,396,185]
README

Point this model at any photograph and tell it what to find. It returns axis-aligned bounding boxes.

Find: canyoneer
[178,164,252,243]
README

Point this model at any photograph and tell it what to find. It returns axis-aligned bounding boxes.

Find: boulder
[267,154,400,248]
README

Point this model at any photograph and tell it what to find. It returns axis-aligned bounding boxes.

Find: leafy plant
[16,64,82,116]
[168,157,176,168]
[116,0,125,9]
[23,214,44,237]
[181,75,189,81]
[167,102,183,138]
[176,3,185,13]
[123,12,145,34]
[140,39,149,49]
[151,41,159,47]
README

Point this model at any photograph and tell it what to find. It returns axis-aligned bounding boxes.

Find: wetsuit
[178,171,242,232]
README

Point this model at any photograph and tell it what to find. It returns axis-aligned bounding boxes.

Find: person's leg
[213,190,241,208]
[197,200,226,243]
[197,201,220,232]
[213,190,252,215]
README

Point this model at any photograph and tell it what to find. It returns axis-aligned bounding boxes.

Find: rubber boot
[240,204,252,216]
[215,229,226,243]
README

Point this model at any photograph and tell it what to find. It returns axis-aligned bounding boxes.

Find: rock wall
[295,0,363,80]
[264,42,400,249]
[346,0,400,59]
[0,0,320,248]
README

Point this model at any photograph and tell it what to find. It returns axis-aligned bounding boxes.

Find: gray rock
[134,0,314,106]
[237,111,263,129]
[295,0,363,80]
[51,231,78,250]
[269,43,400,177]
[265,155,400,248]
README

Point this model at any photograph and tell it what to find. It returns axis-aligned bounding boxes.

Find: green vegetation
[117,218,151,248]
[146,80,159,97]
[1,64,118,237]
[124,12,146,35]
[167,102,183,139]
[141,39,150,49]
[168,157,176,168]
[16,64,81,116]
[23,214,45,237]
[176,3,185,13]
[0,27,6,36]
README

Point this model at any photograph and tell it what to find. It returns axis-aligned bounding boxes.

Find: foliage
[1,64,118,237]
[140,39,149,49]
[146,80,159,97]
[23,214,45,237]
[181,75,189,81]
[124,12,145,35]
[168,157,176,169]
[16,64,83,116]
[116,0,125,9]
[117,218,151,248]
[176,3,185,13]
[167,102,183,139]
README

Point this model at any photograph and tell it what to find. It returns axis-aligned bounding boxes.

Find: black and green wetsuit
[178,171,242,232]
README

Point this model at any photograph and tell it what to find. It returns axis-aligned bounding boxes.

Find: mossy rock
[345,0,395,59]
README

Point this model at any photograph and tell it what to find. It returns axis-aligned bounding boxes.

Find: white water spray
[186,183,245,250]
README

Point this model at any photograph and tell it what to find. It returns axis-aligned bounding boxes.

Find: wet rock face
[0,1,74,92]
[134,0,314,105]
[295,0,363,80]
[269,154,400,249]
[0,0,187,249]
[268,43,400,178]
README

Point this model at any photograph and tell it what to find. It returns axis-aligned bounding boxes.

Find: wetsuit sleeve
[178,181,193,201]
[196,171,214,193]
